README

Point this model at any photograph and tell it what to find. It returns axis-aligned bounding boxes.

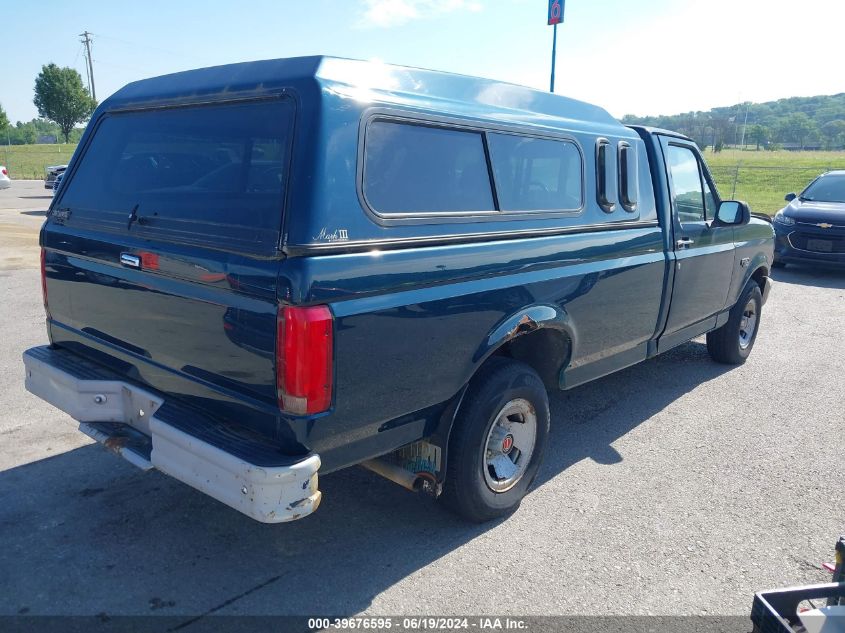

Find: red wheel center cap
[502,434,514,453]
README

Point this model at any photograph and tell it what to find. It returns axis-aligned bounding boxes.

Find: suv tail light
[40,248,50,316]
[1,167,7,176]
[276,305,333,415]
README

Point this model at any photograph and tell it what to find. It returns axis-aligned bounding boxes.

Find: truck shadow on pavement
[770,265,845,290]
[0,341,731,621]
[540,340,730,476]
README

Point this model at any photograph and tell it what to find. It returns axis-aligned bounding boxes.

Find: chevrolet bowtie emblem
[817,222,833,229]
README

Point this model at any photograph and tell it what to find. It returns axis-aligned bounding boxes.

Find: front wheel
[707,283,763,364]
[440,358,550,523]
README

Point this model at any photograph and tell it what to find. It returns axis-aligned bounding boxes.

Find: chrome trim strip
[285,219,661,256]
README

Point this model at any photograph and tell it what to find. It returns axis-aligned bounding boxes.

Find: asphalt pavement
[0,181,842,621]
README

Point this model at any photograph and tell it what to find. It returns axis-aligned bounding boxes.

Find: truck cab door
[660,137,735,338]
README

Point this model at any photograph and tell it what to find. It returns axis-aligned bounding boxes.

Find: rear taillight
[1,168,7,176]
[276,305,333,415]
[40,248,49,316]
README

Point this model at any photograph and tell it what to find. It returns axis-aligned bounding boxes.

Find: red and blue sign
[548,0,564,25]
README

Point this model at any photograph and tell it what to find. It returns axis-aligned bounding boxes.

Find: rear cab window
[56,99,295,253]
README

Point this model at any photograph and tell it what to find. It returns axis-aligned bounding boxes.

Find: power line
[79,31,96,101]
[72,42,83,67]
[92,32,204,62]
[93,59,150,73]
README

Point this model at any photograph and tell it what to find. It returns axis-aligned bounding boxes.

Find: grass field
[704,149,845,215]
[3,143,845,215]
[1,144,77,180]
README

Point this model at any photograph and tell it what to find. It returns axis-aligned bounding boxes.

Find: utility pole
[739,101,751,150]
[79,31,96,101]
[81,49,91,98]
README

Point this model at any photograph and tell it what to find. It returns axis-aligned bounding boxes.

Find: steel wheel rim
[739,299,758,349]
[483,398,537,493]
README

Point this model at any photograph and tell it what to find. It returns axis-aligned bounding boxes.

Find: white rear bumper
[23,346,321,523]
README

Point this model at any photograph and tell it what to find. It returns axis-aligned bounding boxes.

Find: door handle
[676,238,695,248]
[120,253,140,268]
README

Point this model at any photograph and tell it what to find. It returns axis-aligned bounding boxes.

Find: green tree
[0,103,9,132]
[748,124,769,150]
[33,63,96,143]
[13,121,37,145]
[777,112,817,149]
[821,120,845,149]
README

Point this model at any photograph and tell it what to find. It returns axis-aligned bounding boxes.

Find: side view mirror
[785,192,797,202]
[715,200,750,226]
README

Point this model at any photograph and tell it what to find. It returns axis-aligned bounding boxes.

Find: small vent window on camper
[596,138,617,213]
[618,141,638,212]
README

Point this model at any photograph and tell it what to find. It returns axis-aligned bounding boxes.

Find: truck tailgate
[40,98,296,434]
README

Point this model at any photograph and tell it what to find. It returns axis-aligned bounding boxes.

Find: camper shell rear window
[56,98,294,253]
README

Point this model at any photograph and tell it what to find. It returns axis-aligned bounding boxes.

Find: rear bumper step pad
[23,346,321,523]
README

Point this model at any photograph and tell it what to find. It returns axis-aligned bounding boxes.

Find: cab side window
[666,145,706,223]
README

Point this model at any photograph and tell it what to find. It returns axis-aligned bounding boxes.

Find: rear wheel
[440,358,550,523]
[706,282,763,364]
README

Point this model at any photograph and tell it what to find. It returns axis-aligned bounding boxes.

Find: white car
[0,166,11,190]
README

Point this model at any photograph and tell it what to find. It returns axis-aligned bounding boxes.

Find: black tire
[706,282,763,364]
[440,358,550,523]
[771,260,786,269]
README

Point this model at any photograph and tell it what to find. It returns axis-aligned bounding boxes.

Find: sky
[2,0,845,124]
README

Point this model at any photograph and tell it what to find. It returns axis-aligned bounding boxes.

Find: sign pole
[547,0,564,93]
[550,23,557,93]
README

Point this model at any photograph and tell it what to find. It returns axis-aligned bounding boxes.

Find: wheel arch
[730,253,770,310]
[473,304,575,390]
[749,263,771,304]
[428,304,572,485]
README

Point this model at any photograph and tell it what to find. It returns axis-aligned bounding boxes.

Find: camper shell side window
[359,113,585,224]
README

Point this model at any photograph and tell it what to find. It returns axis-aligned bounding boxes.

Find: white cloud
[358,0,482,28]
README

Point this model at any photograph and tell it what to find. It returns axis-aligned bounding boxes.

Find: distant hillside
[622,93,845,151]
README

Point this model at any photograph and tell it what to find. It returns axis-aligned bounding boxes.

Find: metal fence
[709,164,845,215]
